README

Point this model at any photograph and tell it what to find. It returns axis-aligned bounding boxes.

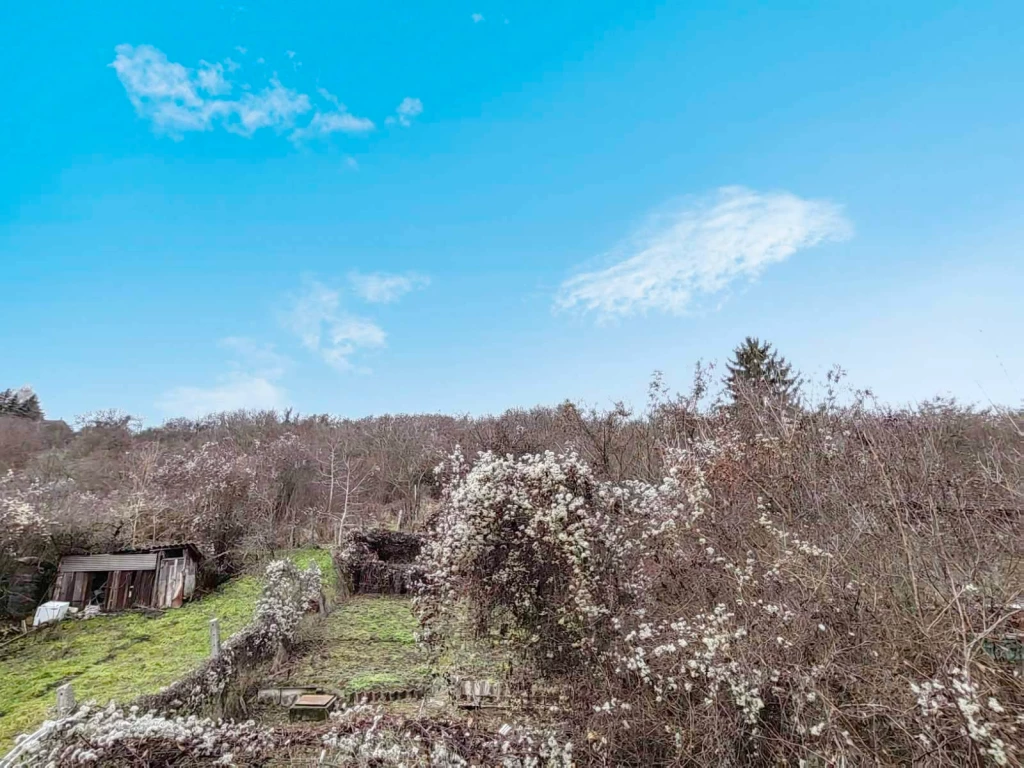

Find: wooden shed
[51,543,202,612]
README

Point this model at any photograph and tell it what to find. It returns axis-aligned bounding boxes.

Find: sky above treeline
[3,1,1023,423]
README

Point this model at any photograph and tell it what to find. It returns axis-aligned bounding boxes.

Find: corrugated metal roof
[58,553,158,573]
[114,543,204,560]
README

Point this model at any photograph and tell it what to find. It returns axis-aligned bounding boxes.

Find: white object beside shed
[33,600,70,627]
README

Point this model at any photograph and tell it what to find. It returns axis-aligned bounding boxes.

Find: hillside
[0,550,332,753]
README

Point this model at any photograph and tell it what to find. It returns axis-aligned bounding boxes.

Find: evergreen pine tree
[0,386,44,420]
[724,337,800,404]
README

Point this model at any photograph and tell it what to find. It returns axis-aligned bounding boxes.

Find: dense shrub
[417,393,1024,766]
[13,703,573,767]
[335,529,426,595]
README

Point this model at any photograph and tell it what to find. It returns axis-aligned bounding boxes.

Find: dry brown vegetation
[2,366,1023,765]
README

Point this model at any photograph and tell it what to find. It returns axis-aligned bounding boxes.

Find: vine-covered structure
[335,530,425,595]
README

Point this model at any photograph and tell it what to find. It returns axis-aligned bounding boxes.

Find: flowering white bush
[0,472,81,558]
[14,701,573,767]
[419,441,1024,766]
[911,668,1018,766]
[416,448,655,670]
[0,481,50,566]
[15,702,275,766]
[321,705,573,767]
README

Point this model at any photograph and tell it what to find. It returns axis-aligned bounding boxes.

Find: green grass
[279,548,337,590]
[273,595,432,695]
[431,603,512,684]
[0,548,333,753]
[0,576,259,752]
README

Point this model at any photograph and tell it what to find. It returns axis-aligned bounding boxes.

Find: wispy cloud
[111,44,374,142]
[292,110,375,140]
[320,318,387,370]
[291,88,375,142]
[111,44,310,138]
[348,271,430,303]
[158,374,287,418]
[157,338,290,417]
[282,280,387,371]
[385,97,423,127]
[220,337,289,379]
[555,186,852,319]
[196,60,231,94]
[471,13,485,23]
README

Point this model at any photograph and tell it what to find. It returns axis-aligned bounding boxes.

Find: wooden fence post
[209,618,221,658]
[56,683,75,717]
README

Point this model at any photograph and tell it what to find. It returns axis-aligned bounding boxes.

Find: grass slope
[275,593,510,702]
[276,595,432,695]
[0,548,333,753]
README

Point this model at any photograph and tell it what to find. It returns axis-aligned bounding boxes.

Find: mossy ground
[272,594,511,709]
[0,548,333,753]
[274,595,433,695]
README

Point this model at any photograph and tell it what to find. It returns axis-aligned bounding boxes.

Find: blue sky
[3,1,1023,423]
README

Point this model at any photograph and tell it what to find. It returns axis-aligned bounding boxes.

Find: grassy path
[275,595,432,694]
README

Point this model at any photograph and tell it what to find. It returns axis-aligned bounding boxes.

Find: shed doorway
[88,571,110,609]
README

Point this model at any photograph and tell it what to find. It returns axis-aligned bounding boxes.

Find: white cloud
[282,280,338,350]
[317,86,341,108]
[282,280,387,371]
[385,96,423,127]
[196,60,231,94]
[555,186,852,319]
[158,374,287,418]
[306,90,375,136]
[111,44,310,138]
[234,45,248,55]
[397,97,423,120]
[157,337,291,417]
[322,318,387,370]
[297,88,376,138]
[229,78,311,135]
[348,271,430,303]
[220,337,289,379]
[111,44,416,144]
[344,155,359,170]
[471,13,485,22]
[291,107,375,142]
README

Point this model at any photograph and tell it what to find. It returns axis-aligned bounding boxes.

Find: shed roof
[114,542,204,560]
[59,552,159,573]
[57,543,203,573]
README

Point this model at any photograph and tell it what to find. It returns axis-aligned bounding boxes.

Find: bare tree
[123,442,163,547]
[308,424,376,544]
